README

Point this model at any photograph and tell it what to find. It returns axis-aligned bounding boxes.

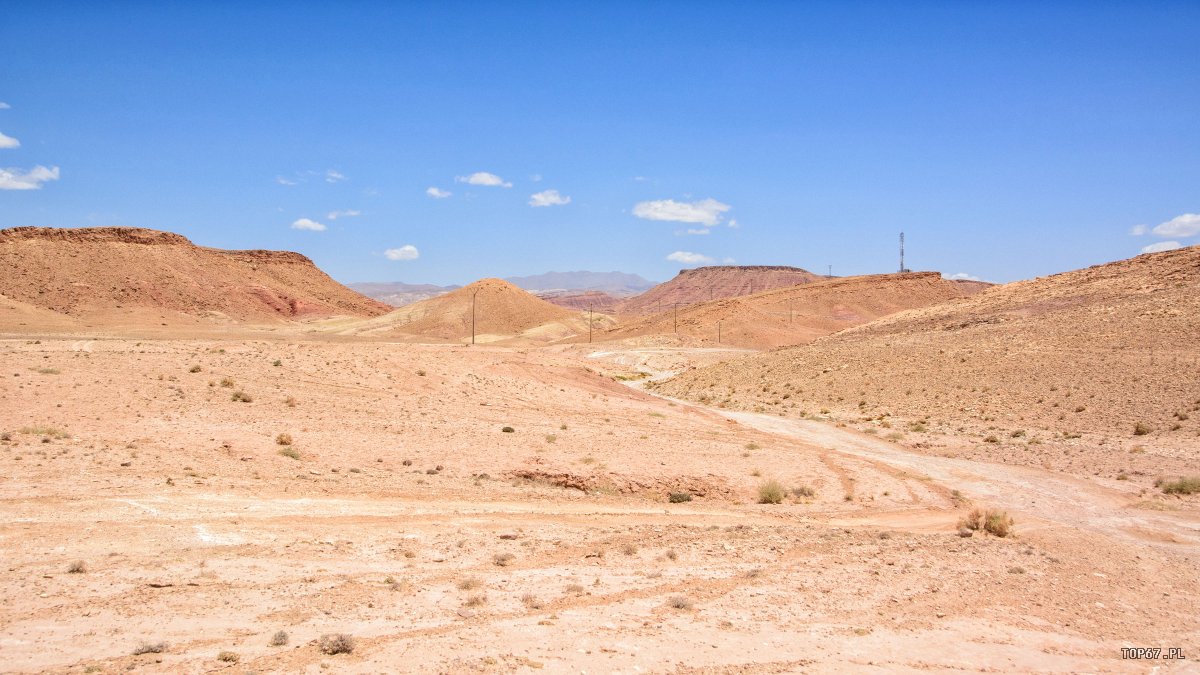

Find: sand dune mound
[0,227,388,323]
[345,278,586,343]
[655,245,1200,456]
[591,272,986,349]
[618,265,824,315]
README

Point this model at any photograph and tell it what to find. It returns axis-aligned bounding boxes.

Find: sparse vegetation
[757,479,786,504]
[501,426,515,433]
[1161,476,1200,495]
[189,365,202,373]
[318,633,355,655]
[132,641,168,655]
[465,593,488,607]
[792,485,815,498]
[622,543,638,556]
[230,390,252,402]
[67,560,87,574]
[19,426,68,439]
[521,592,544,609]
[275,433,293,445]
[493,552,515,567]
[217,651,240,663]
[1134,422,1152,436]
[269,630,289,646]
[278,446,301,460]
[457,577,483,590]
[668,492,692,503]
[958,507,1014,537]
[667,595,694,610]
[220,376,234,388]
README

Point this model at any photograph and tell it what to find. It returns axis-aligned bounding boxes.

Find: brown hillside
[538,290,622,314]
[0,227,389,322]
[344,278,586,343]
[591,272,985,349]
[618,265,824,315]
[653,245,1200,476]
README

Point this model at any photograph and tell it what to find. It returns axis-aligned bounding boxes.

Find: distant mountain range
[350,271,656,307]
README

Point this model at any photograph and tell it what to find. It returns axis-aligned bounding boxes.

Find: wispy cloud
[275,176,298,186]
[634,198,731,226]
[1141,240,1182,254]
[426,186,452,199]
[385,245,419,261]
[949,272,982,281]
[290,218,327,232]
[683,228,711,235]
[327,209,361,220]
[0,132,19,149]
[666,251,714,265]
[1129,224,1148,236]
[0,102,10,110]
[528,189,570,207]
[0,165,59,190]
[455,172,512,188]
[1152,213,1200,238]
[727,218,739,228]
[325,169,347,183]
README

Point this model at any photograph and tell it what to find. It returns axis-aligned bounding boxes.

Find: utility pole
[827,264,832,278]
[899,231,905,273]
[471,288,479,345]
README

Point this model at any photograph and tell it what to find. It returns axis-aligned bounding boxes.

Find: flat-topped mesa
[0,226,193,246]
[0,226,387,321]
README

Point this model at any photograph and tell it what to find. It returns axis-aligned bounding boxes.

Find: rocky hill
[0,227,389,322]
[618,265,824,315]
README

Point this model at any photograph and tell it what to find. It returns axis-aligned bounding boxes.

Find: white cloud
[325,169,347,183]
[426,186,452,199]
[0,165,59,190]
[722,257,736,264]
[530,174,543,182]
[0,132,19,149]
[455,172,512,188]
[528,189,571,207]
[290,218,327,232]
[727,218,739,228]
[684,228,711,235]
[633,198,731,226]
[1141,240,1182,254]
[1152,213,1200,238]
[1129,224,1148,236]
[666,251,714,265]
[0,102,10,109]
[385,245,419,261]
[327,209,361,220]
[949,272,982,281]
[275,176,298,186]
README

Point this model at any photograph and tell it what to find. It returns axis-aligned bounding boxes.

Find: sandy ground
[1,335,1198,673]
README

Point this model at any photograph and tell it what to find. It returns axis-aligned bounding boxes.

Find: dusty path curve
[594,348,1200,547]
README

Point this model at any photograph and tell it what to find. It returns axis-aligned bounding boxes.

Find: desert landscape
[1,226,1197,673]
[4,4,1198,672]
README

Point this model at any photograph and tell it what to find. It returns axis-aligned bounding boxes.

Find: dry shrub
[217,651,239,663]
[958,507,1014,537]
[667,595,694,610]
[757,480,786,504]
[132,642,167,655]
[318,633,355,655]
[269,630,289,646]
[1162,476,1200,495]
[275,433,293,446]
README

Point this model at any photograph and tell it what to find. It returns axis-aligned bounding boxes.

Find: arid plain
[1,228,1198,673]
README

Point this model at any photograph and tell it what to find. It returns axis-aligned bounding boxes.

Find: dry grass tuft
[318,633,355,655]
[757,479,786,504]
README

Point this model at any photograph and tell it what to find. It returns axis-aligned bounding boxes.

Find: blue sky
[2,1,1197,286]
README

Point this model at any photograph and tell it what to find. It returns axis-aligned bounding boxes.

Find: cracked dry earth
[1,337,1198,673]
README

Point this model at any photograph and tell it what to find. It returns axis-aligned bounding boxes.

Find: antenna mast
[899,232,906,273]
